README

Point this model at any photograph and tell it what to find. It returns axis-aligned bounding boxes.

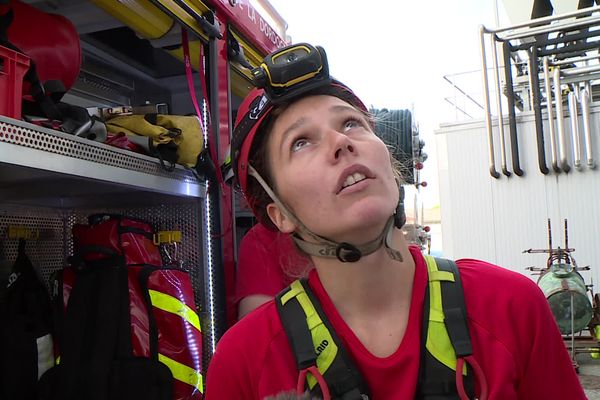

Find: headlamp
[251,43,330,104]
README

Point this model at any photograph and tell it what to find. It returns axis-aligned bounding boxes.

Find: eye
[343,117,363,132]
[291,137,310,152]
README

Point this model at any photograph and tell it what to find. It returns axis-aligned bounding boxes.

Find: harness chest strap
[277,279,369,400]
[276,257,476,400]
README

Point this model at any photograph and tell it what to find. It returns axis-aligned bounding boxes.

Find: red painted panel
[210,0,287,54]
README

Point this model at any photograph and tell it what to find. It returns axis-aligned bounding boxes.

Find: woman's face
[266,94,399,243]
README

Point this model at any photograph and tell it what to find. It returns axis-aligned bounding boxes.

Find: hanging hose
[371,108,416,184]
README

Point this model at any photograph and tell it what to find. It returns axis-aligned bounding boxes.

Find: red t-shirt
[208,246,585,399]
[234,223,313,304]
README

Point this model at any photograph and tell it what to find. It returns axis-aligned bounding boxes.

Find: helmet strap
[394,184,406,229]
[248,165,403,263]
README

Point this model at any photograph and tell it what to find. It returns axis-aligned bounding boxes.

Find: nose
[329,130,355,161]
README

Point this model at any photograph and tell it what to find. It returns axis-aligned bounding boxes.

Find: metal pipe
[529,47,549,174]
[562,64,600,76]
[580,85,595,168]
[443,75,485,111]
[501,13,600,41]
[479,25,501,179]
[553,53,600,66]
[484,5,600,34]
[554,66,571,172]
[543,57,560,172]
[503,40,524,176]
[539,39,600,58]
[491,35,510,176]
[568,90,582,170]
[511,25,600,51]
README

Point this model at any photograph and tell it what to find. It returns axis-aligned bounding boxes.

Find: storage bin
[0,45,30,119]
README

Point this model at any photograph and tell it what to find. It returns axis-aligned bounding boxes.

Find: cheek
[275,165,325,213]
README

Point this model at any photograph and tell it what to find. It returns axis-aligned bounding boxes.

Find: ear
[266,202,297,233]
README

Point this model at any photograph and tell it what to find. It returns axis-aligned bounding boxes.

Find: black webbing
[434,258,473,358]
[276,279,369,400]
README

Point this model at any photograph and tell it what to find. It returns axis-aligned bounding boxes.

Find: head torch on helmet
[251,43,330,105]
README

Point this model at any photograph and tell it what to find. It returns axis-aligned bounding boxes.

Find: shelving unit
[0,115,215,362]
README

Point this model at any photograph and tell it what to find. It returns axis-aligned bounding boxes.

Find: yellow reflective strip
[424,256,444,314]
[429,270,455,282]
[284,280,338,389]
[158,353,203,393]
[423,256,466,375]
[149,290,201,332]
[280,279,305,305]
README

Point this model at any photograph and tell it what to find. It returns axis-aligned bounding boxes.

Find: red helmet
[231,80,369,197]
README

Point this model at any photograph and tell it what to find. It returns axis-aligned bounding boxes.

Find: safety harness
[276,256,480,400]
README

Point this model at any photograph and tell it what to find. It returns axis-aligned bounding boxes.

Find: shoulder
[455,258,543,302]
[214,300,285,358]
[206,300,293,396]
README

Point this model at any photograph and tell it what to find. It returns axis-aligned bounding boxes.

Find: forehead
[271,95,355,132]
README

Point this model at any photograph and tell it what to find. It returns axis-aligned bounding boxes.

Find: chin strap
[292,217,402,262]
[394,185,406,229]
[248,165,403,263]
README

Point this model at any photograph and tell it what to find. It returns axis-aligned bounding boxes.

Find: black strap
[416,258,475,399]
[138,266,161,360]
[276,279,369,400]
[59,260,123,400]
[435,258,473,358]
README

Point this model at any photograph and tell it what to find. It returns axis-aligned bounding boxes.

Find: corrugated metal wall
[436,106,600,287]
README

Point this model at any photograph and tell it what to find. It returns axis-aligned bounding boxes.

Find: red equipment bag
[2,0,80,99]
[46,214,203,400]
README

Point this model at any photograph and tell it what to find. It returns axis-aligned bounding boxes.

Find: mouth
[336,165,374,194]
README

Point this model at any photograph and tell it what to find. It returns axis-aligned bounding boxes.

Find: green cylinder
[538,266,592,334]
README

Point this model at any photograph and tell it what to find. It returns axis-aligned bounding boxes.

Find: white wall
[436,106,600,288]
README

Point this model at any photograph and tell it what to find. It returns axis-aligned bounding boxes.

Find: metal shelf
[0,116,205,206]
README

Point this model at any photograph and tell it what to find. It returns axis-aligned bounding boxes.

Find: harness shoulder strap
[276,278,369,400]
[417,256,474,399]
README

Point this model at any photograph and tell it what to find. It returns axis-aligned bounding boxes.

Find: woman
[205,43,585,399]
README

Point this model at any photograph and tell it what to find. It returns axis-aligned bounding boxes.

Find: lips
[335,164,374,194]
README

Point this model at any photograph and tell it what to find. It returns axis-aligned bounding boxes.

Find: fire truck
[0,0,289,395]
[0,0,428,397]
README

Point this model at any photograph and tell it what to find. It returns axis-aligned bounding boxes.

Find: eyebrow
[280,116,307,143]
[329,104,359,114]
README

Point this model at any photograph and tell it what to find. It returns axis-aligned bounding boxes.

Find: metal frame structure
[479,5,600,178]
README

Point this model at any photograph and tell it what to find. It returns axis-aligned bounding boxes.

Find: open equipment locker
[0,114,217,372]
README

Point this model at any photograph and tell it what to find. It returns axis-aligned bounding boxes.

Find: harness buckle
[336,242,361,262]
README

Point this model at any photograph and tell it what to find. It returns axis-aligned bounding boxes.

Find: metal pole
[571,292,576,363]
[568,90,582,170]
[485,5,600,35]
[529,47,549,174]
[491,35,510,176]
[503,41,524,176]
[479,25,501,179]
[543,57,560,173]
[562,64,600,77]
[554,66,571,173]
[501,13,600,40]
[580,84,595,169]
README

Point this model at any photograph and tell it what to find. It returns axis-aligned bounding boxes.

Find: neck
[312,229,415,318]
